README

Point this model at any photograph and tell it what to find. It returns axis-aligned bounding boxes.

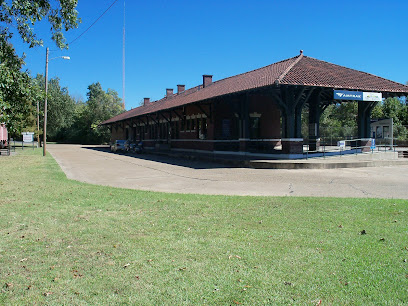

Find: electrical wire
[51,0,119,50]
[69,0,119,45]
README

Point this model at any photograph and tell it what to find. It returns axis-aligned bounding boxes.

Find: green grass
[0,149,407,305]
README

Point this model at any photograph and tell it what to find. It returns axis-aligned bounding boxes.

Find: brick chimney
[166,88,173,97]
[177,84,185,94]
[203,75,213,88]
[143,98,150,106]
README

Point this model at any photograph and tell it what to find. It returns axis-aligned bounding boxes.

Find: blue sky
[10,0,408,110]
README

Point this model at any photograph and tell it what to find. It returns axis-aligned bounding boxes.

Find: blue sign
[370,139,376,150]
[334,90,363,101]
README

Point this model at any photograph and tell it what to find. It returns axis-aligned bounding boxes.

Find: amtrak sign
[334,90,382,102]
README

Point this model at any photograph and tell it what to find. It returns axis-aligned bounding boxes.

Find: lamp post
[43,47,70,156]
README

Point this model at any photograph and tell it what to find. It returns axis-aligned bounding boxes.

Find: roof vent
[300,50,303,55]
[166,88,173,97]
[177,84,185,94]
[143,98,150,106]
[203,75,213,88]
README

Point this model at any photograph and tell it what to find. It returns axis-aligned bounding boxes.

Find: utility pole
[37,100,40,147]
[42,49,70,156]
[43,47,49,156]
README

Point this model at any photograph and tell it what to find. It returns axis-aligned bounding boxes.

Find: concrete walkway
[47,144,408,199]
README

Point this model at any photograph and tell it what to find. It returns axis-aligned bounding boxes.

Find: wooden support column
[279,86,300,139]
[270,85,316,154]
[357,101,377,152]
[357,101,377,139]
[239,93,250,151]
[308,89,323,151]
[164,112,172,141]
[294,87,306,138]
[278,86,310,154]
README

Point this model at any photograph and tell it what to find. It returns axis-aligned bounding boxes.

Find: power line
[67,0,119,46]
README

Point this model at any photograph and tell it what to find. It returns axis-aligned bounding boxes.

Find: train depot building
[102,52,408,158]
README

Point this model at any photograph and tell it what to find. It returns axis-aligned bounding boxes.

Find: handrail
[303,139,398,160]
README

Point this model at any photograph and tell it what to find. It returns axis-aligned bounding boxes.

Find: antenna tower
[122,0,126,109]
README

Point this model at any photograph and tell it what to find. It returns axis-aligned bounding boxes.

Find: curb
[146,150,408,169]
[246,159,408,169]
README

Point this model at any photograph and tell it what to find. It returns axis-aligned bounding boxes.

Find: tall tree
[72,82,123,144]
[0,39,41,134]
[35,74,76,141]
[382,97,408,139]
[0,0,79,49]
[0,0,80,135]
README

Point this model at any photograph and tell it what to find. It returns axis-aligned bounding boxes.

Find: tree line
[1,41,123,144]
[0,0,123,144]
[33,75,123,144]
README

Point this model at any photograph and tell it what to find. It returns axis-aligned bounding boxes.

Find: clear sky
[10,0,408,110]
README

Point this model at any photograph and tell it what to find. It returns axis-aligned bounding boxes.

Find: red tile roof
[102,53,408,125]
[280,56,408,91]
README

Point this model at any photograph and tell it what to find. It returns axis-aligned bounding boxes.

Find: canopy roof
[103,52,408,125]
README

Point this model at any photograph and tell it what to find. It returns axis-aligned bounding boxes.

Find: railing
[1,140,37,155]
[303,138,398,159]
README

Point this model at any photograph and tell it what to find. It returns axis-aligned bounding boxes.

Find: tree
[0,0,80,49]
[382,98,403,122]
[319,103,358,141]
[382,97,408,140]
[0,38,41,135]
[0,0,80,137]
[71,82,123,144]
[35,74,76,141]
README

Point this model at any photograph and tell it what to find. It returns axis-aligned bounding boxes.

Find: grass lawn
[0,149,407,305]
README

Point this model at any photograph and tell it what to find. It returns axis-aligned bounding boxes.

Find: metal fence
[303,137,397,159]
[0,139,38,156]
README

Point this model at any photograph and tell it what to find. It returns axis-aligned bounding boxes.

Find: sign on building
[334,90,382,102]
[363,92,382,101]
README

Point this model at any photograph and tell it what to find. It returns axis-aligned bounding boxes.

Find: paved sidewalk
[47,144,408,199]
